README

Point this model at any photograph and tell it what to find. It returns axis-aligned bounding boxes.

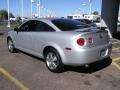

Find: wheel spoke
[52,62,57,69]
[49,62,54,69]
[49,53,54,60]
[52,56,57,61]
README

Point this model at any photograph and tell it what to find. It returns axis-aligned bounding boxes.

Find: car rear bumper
[62,43,112,66]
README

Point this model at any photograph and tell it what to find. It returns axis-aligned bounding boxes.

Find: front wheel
[44,48,64,73]
[7,38,16,53]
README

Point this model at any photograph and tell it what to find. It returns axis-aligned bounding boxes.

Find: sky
[0,0,102,17]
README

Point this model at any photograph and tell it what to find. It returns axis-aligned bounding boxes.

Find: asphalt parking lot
[0,30,120,90]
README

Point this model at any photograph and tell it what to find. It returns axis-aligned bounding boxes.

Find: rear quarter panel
[33,32,78,59]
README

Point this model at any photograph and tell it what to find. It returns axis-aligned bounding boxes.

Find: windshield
[52,19,90,31]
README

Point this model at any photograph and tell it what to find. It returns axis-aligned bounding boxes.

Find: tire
[7,38,17,53]
[44,48,64,73]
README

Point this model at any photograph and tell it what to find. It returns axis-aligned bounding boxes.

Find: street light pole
[39,0,41,18]
[21,0,23,22]
[31,0,34,18]
[78,8,81,14]
[31,0,36,18]
[37,4,39,17]
[89,0,92,14]
[31,0,32,18]
[90,3,91,14]
[7,0,10,27]
[82,3,86,14]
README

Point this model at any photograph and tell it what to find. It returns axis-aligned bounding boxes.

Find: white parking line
[112,62,120,70]
[112,47,120,51]
[112,41,120,44]
[113,57,120,62]
[112,38,118,41]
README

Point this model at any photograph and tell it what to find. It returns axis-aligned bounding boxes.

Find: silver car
[7,18,112,73]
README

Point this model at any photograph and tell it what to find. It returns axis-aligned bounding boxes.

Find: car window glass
[19,22,29,31]
[28,20,38,31]
[35,21,55,32]
[52,19,90,31]
[19,20,37,31]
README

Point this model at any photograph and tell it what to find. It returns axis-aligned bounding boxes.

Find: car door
[27,20,55,56]
[15,20,38,52]
[15,20,55,57]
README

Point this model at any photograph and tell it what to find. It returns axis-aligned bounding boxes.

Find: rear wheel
[44,48,64,73]
[7,38,16,53]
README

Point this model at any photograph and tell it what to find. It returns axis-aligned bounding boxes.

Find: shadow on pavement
[113,31,120,40]
[64,57,112,73]
[0,33,4,36]
[16,50,112,74]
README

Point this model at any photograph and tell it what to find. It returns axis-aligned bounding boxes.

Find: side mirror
[14,27,19,31]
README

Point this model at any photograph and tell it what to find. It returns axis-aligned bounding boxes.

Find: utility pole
[7,0,10,27]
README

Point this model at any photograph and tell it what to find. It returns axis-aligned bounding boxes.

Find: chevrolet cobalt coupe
[7,18,112,73]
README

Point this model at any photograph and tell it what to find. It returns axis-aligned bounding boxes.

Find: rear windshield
[52,19,90,31]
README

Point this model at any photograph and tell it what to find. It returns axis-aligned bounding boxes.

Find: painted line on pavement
[112,62,120,70]
[113,57,120,62]
[112,41,120,44]
[112,47,120,51]
[112,38,117,40]
[112,38,118,41]
[0,68,28,90]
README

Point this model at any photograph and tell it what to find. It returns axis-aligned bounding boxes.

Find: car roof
[24,18,53,22]
[26,18,65,21]
[26,18,77,22]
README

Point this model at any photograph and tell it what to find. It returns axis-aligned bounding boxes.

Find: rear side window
[35,21,55,32]
[52,19,89,31]
[19,20,36,31]
[19,20,55,32]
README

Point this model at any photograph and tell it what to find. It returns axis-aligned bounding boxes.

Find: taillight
[77,38,85,46]
[88,37,93,44]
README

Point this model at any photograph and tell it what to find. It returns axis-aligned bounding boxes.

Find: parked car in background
[10,18,17,22]
[75,19,96,27]
[93,20,101,27]
[7,18,112,73]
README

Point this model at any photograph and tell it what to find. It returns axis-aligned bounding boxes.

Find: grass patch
[0,22,21,30]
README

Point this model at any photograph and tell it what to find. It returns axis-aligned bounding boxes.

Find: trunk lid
[76,28,109,47]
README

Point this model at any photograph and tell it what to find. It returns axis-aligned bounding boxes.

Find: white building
[67,14,83,19]
[67,14,100,20]
[84,14,100,20]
